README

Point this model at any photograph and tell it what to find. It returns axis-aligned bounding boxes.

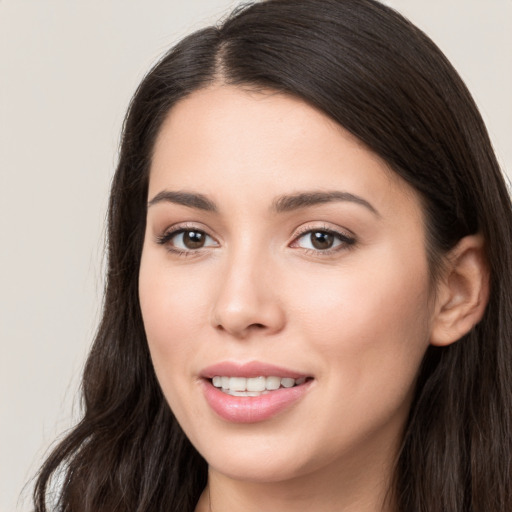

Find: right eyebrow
[147,190,218,212]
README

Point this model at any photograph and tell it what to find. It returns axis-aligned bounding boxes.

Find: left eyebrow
[272,190,380,217]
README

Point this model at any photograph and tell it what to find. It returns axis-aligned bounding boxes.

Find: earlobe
[430,234,490,347]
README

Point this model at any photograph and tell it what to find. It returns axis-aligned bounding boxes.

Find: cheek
[138,252,211,384]
[290,248,432,393]
[139,258,214,428]
[285,259,432,460]
[296,258,429,333]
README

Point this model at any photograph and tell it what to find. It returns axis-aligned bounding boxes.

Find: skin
[138,85,483,511]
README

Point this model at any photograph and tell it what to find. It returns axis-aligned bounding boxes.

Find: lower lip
[201,379,313,423]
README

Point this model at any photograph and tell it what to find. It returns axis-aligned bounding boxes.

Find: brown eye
[157,228,218,252]
[182,230,206,249]
[310,231,335,250]
[293,229,355,252]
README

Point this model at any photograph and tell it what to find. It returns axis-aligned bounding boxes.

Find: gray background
[1,1,510,511]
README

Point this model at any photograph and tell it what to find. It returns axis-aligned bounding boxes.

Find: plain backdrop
[1,1,510,511]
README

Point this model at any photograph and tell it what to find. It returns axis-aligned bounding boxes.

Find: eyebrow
[147,189,379,216]
[147,190,217,212]
[272,191,380,216]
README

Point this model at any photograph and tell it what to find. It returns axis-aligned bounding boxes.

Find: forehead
[149,85,420,221]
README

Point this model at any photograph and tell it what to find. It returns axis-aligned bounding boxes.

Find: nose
[210,251,286,339]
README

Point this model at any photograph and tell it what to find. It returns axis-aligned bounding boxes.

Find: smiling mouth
[209,375,313,397]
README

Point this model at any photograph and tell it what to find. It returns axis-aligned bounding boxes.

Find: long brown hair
[34,1,512,510]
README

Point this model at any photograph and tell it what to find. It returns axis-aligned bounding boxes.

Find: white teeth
[226,390,270,397]
[247,376,266,392]
[211,375,309,393]
[266,376,281,390]
[229,377,246,391]
[281,378,295,388]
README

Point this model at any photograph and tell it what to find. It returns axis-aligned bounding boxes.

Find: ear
[430,234,490,347]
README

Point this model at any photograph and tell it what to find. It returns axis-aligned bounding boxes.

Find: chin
[207,450,310,484]
[189,425,331,484]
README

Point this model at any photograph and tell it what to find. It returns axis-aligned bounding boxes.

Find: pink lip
[200,361,313,423]
[200,361,308,379]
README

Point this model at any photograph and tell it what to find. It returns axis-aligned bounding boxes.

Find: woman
[34,0,512,511]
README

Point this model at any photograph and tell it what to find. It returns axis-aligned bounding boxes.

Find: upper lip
[200,361,310,379]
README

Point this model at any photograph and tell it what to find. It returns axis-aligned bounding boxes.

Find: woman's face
[139,86,436,484]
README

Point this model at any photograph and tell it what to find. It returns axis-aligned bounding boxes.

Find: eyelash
[155,223,356,257]
[291,225,356,256]
[155,224,216,257]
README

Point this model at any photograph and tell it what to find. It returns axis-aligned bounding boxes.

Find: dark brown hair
[34,1,512,511]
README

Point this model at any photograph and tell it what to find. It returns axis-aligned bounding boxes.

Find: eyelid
[289,223,356,254]
[153,221,355,256]
[292,222,354,238]
[155,222,219,253]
